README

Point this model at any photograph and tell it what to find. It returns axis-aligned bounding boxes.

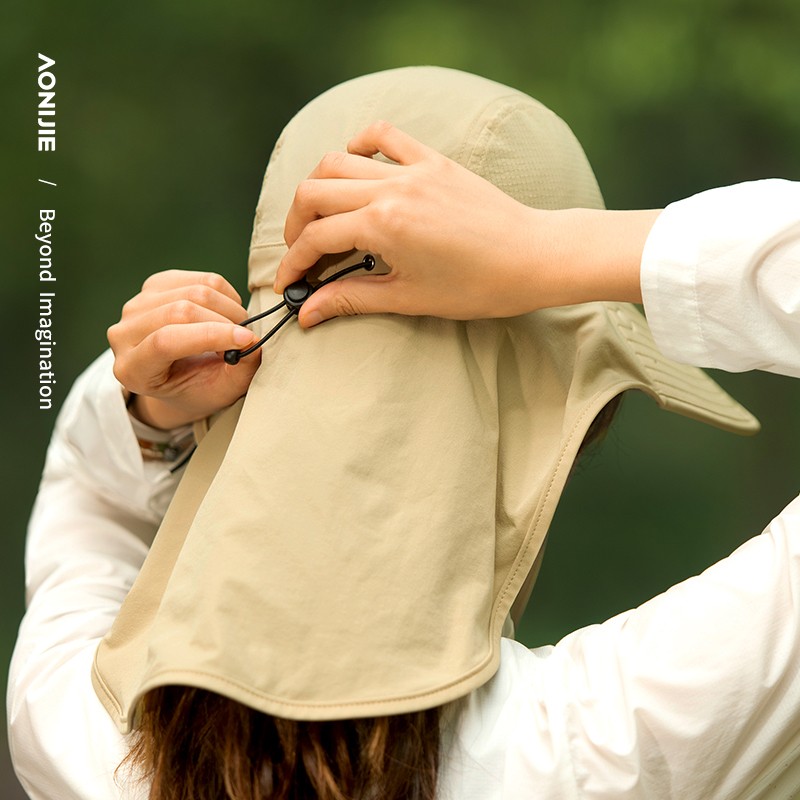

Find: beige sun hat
[92,66,759,732]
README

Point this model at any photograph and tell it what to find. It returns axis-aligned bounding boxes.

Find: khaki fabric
[93,67,758,731]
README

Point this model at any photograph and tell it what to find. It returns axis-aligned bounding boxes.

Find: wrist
[127,393,196,431]
[520,207,657,311]
[122,390,196,464]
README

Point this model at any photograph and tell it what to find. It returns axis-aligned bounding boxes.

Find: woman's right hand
[275,122,652,328]
[107,270,260,430]
[276,122,541,327]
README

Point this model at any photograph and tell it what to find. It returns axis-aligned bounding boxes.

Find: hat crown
[248,66,604,290]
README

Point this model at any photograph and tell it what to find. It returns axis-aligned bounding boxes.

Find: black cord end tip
[224,349,242,365]
[364,254,376,271]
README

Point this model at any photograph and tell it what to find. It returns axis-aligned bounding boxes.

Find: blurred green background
[4,0,800,795]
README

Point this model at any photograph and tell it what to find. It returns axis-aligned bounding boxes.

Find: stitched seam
[137,661,498,712]
[494,379,645,630]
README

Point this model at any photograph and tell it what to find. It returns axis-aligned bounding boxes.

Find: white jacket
[9,179,800,799]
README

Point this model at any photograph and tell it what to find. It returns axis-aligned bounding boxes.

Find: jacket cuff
[50,349,184,523]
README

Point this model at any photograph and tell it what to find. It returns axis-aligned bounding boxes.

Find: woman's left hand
[107,270,260,430]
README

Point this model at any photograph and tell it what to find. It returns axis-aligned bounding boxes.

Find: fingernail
[304,310,323,328]
[233,326,254,345]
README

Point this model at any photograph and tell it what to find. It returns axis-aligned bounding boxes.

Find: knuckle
[187,284,214,307]
[120,297,138,317]
[142,269,171,290]
[112,360,131,388]
[372,199,404,235]
[149,327,173,355]
[282,216,295,246]
[395,173,416,197]
[365,203,383,229]
[319,150,346,175]
[168,300,197,324]
[332,292,366,318]
[293,179,314,208]
[200,272,228,294]
[372,119,393,138]
[106,323,121,347]
[294,180,310,203]
[303,219,324,250]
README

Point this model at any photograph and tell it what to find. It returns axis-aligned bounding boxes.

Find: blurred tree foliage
[3,0,800,794]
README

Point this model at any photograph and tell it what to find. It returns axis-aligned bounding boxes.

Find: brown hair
[577,394,623,461]
[121,685,442,800]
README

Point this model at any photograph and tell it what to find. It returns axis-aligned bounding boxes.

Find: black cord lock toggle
[224,254,376,365]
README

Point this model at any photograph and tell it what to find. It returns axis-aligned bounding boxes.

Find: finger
[276,210,374,292]
[284,179,378,248]
[140,270,243,305]
[297,274,399,327]
[347,121,433,165]
[121,284,248,324]
[110,300,249,352]
[114,321,256,391]
[307,150,398,180]
[135,322,258,373]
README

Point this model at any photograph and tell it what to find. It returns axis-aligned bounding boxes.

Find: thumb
[297,277,395,328]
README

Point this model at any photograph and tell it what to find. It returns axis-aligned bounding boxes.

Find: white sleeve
[7,350,183,800]
[641,178,800,378]
[536,495,800,799]
[528,179,800,798]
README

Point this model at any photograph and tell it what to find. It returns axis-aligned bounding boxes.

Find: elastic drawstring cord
[223,254,376,365]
